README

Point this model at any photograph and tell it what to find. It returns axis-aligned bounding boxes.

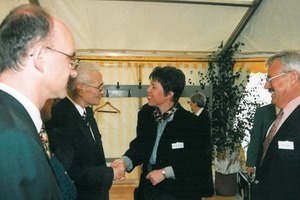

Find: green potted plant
[199,42,257,196]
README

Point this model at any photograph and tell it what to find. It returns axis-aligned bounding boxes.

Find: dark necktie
[82,109,96,141]
[261,109,284,163]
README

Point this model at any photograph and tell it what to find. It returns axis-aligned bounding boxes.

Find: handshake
[111,158,127,181]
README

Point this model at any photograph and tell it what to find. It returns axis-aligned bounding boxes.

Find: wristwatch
[161,169,167,178]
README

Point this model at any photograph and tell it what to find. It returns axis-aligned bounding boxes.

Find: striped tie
[261,109,284,164]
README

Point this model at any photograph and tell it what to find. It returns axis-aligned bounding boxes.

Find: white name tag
[172,142,184,149]
[278,141,294,150]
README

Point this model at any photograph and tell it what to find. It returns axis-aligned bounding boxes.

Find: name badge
[172,142,184,149]
[278,141,294,150]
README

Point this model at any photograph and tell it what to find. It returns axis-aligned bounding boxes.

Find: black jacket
[47,97,113,200]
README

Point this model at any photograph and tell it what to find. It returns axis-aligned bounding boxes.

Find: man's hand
[111,158,126,181]
[146,169,165,186]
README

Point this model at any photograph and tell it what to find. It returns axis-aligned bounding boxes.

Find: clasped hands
[111,158,126,181]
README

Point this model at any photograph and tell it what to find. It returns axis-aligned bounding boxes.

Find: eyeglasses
[46,46,79,69]
[81,82,104,91]
[266,72,289,83]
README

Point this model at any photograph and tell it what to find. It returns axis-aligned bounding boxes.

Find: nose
[146,85,151,92]
[264,81,270,89]
[100,88,105,95]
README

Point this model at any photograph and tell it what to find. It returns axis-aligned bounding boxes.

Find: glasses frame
[266,71,289,83]
[81,82,104,91]
[46,46,79,69]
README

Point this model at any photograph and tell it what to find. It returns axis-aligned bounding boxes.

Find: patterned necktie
[40,125,78,199]
[82,110,89,126]
[40,124,51,158]
[261,109,284,163]
[82,109,95,141]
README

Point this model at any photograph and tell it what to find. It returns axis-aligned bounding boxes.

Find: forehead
[89,70,103,82]
[150,79,161,85]
[52,17,75,53]
[268,60,283,73]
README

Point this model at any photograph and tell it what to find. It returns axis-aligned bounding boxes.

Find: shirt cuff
[121,156,133,172]
[165,166,175,179]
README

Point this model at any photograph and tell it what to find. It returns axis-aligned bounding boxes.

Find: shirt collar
[195,108,204,116]
[281,96,300,123]
[67,95,85,116]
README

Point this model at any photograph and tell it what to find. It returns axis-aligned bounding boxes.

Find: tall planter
[199,42,252,159]
[199,42,257,196]
[213,148,243,196]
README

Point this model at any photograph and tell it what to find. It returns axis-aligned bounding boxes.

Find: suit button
[254,180,259,184]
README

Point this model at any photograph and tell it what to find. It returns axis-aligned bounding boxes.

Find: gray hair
[67,62,99,93]
[267,50,300,73]
[190,92,206,107]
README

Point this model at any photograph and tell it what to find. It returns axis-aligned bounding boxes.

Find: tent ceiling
[1,0,300,58]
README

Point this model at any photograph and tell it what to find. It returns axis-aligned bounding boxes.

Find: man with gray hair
[189,92,207,116]
[46,62,125,200]
[253,50,300,200]
[189,92,214,198]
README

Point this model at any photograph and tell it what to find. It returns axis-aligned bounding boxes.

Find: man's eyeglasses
[81,82,104,91]
[46,46,79,69]
[266,71,289,83]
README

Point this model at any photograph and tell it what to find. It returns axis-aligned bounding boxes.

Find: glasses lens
[70,58,79,69]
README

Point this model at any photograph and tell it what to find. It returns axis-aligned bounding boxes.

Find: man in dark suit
[246,103,277,176]
[0,4,78,199]
[189,92,214,198]
[113,66,211,200]
[46,62,125,200]
[253,51,300,200]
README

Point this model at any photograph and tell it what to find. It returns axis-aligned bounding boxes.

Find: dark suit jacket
[0,90,62,199]
[253,105,300,200]
[46,97,113,200]
[246,104,276,168]
[196,109,214,197]
[124,103,211,199]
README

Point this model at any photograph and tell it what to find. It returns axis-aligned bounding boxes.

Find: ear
[76,83,84,96]
[166,91,174,100]
[31,44,45,73]
[290,70,299,85]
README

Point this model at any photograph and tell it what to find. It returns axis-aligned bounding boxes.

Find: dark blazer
[46,97,113,200]
[253,105,300,200]
[124,103,211,200]
[0,90,62,199]
[246,104,276,168]
[196,109,214,197]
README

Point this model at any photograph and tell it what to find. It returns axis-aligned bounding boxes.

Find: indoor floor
[109,182,243,200]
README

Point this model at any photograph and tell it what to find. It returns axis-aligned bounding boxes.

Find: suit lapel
[0,90,44,148]
[63,99,97,146]
[261,105,300,168]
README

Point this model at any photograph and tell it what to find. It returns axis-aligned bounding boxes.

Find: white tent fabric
[2,0,300,58]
